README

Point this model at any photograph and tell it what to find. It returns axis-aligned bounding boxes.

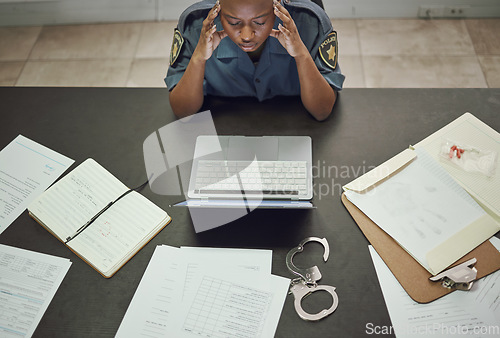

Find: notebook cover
[341,193,500,303]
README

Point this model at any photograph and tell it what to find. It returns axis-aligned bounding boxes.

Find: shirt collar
[215,37,239,59]
[268,36,288,55]
[269,17,288,55]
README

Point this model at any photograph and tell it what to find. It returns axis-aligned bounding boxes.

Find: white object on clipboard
[415,112,500,223]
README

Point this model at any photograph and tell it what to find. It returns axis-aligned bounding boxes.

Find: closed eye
[228,21,241,26]
[254,21,266,26]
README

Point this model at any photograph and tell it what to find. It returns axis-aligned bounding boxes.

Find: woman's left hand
[269,0,308,58]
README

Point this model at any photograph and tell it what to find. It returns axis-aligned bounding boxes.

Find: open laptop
[174,135,315,209]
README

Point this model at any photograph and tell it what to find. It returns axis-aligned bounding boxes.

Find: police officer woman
[166,0,344,121]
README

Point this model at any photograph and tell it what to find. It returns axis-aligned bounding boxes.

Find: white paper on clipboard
[415,112,500,223]
[344,147,500,275]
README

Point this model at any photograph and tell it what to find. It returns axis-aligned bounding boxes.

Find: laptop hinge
[201,197,209,204]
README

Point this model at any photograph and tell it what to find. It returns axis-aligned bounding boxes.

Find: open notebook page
[28,158,129,241]
[68,191,169,275]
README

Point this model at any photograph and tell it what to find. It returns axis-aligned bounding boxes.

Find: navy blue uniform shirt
[165,0,345,101]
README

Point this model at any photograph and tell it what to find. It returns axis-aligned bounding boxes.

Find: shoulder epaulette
[177,0,216,32]
[285,0,332,34]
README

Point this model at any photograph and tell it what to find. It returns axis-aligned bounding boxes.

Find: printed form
[116,245,289,338]
[172,267,289,338]
[369,237,500,337]
[0,244,72,337]
[0,135,74,235]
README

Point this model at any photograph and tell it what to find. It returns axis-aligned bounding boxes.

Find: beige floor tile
[358,19,475,56]
[332,19,360,56]
[135,21,177,59]
[5,18,499,89]
[29,23,142,60]
[363,55,487,88]
[127,58,169,87]
[0,26,41,61]
[478,56,500,88]
[0,62,25,86]
[466,19,500,55]
[339,55,365,88]
[16,59,132,87]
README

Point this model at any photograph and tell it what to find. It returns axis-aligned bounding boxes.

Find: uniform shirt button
[255,78,261,83]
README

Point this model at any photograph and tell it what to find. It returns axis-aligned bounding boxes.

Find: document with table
[369,236,500,337]
[116,245,289,338]
[0,244,72,338]
[0,135,74,235]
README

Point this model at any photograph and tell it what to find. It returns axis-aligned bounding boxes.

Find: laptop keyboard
[193,160,308,196]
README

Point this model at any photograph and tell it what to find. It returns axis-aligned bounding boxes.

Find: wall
[324,0,500,19]
[0,0,499,26]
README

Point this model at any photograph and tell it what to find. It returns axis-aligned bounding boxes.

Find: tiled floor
[1,18,499,88]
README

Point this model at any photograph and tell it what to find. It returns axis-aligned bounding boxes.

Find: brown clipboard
[342,192,500,304]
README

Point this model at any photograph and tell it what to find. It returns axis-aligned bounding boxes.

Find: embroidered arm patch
[170,28,184,66]
[319,31,338,70]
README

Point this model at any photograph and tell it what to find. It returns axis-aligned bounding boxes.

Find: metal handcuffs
[286,237,339,321]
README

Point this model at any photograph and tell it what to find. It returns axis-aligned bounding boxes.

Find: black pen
[65,189,134,243]
[64,177,150,244]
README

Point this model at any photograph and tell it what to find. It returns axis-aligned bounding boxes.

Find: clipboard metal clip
[429,258,478,291]
[286,237,339,321]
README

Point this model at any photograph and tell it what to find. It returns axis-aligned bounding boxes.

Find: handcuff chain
[290,277,317,288]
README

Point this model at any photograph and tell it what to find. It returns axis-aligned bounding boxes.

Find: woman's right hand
[193,1,227,62]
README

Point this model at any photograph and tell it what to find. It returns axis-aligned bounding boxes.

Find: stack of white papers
[369,237,500,338]
[116,245,290,338]
[0,244,72,337]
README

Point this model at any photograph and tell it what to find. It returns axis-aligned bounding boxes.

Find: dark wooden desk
[1,88,499,337]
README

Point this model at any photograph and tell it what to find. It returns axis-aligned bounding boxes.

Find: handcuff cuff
[286,237,339,321]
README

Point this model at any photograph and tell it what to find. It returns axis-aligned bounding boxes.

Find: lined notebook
[28,159,171,278]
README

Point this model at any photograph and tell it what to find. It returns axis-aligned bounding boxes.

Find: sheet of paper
[179,246,273,299]
[171,266,290,338]
[0,244,72,338]
[180,246,272,273]
[0,135,74,235]
[345,148,489,272]
[115,245,185,338]
[368,238,500,338]
[116,245,277,338]
[415,113,500,221]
